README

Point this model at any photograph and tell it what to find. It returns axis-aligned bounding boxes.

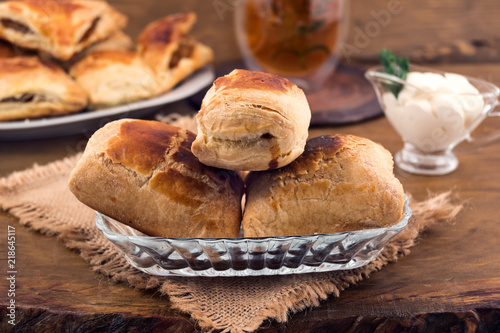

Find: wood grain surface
[1,110,500,332]
[104,0,500,66]
[1,0,500,332]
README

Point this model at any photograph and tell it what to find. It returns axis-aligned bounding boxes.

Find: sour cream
[382,72,484,152]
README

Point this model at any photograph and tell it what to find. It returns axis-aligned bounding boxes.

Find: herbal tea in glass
[235,0,348,91]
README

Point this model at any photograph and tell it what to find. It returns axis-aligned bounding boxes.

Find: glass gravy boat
[366,65,500,176]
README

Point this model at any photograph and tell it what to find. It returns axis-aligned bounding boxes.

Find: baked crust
[81,30,134,55]
[0,39,17,58]
[192,69,311,171]
[0,0,127,60]
[242,134,405,237]
[70,50,159,108]
[68,119,244,238]
[137,12,213,93]
[0,56,87,121]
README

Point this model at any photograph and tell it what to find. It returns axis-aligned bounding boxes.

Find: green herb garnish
[379,48,409,98]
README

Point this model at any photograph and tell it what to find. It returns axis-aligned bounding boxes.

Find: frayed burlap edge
[0,154,162,290]
[0,154,82,236]
[160,192,462,333]
[0,139,463,333]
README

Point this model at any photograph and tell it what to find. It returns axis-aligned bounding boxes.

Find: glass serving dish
[365,65,500,176]
[95,195,411,277]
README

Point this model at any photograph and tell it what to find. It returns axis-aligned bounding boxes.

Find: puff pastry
[0,40,16,58]
[242,134,405,237]
[82,30,134,55]
[70,50,159,108]
[0,0,127,60]
[137,12,213,93]
[192,69,311,171]
[68,119,244,238]
[0,56,88,121]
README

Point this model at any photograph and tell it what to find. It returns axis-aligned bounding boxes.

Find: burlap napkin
[0,116,463,333]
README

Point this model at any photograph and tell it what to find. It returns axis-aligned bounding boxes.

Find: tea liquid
[245,0,340,77]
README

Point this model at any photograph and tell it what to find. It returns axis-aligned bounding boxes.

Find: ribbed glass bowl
[95,195,411,277]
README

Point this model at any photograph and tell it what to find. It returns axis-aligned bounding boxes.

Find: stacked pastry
[70,12,213,108]
[193,69,405,237]
[69,69,405,239]
[0,0,213,121]
[68,119,244,238]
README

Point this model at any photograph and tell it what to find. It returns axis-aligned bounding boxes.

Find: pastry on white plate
[137,12,213,93]
[0,0,127,60]
[0,56,87,121]
[70,50,160,109]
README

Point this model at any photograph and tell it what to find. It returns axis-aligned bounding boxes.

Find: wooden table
[1,1,500,332]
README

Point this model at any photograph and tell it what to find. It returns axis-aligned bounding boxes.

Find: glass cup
[365,65,500,176]
[234,0,349,92]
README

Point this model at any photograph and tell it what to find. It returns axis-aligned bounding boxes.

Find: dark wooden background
[107,0,500,66]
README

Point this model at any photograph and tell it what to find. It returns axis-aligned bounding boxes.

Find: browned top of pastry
[70,50,139,75]
[249,134,396,181]
[0,40,16,58]
[212,69,294,94]
[1,0,127,45]
[69,118,244,238]
[95,119,240,191]
[0,0,128,60]
[137,12,195,51]
[0,55,64,74]
[105,119,182,174]
[20,0,85,16]
[283,134,354,176]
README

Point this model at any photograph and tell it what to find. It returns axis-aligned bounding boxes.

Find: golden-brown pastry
[70,50,159,109]
[0,0,127,61]
[82,30,134,55]
[242,134,405,237]
[0,39,36,58]
[0,56,87,121]
[68,119,244,239]
[137,12,213,93]
[192,69,311,171]
[0,40,16,58]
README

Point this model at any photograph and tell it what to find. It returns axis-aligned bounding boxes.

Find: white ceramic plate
[0,66,214,141]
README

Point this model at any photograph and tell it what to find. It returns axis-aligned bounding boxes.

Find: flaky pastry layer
[0,0,127,60]
[192,69,311,171]
[242,134,405,237]
[0,56,87,121]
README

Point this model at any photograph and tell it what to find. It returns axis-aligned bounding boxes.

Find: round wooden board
[307,64,383,125]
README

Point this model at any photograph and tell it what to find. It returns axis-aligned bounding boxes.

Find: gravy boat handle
[455,100,500,154]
